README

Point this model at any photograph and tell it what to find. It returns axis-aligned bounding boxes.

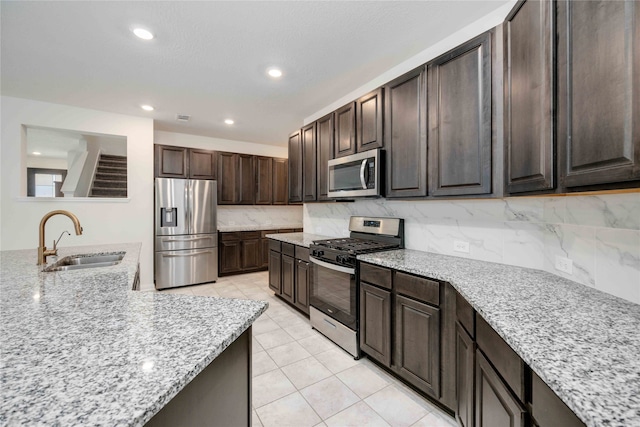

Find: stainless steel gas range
[309,216,404,359]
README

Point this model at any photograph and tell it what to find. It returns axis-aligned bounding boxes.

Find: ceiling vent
[176,114,191,122]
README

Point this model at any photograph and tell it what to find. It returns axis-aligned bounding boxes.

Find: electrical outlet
[453,240,470,254]
[555,256,573,275]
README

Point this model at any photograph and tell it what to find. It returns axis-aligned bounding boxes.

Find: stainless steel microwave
[328,149,381,198]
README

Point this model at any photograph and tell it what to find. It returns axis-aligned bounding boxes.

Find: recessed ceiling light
[224,119,235,125]
[141,105,154,111]
[267,68,283,78]
[32,151,41,155]
[133,28,154,40]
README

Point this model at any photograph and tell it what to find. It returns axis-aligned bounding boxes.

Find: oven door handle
[309,256,355,275]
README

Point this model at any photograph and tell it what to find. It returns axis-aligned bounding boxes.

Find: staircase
[90,154,127,197]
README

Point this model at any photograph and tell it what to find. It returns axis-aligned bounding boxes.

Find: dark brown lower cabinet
[219,231,270,276]
[268,250,281,293]
[219,236,242,275]
[281,254,295,303]
[294,259,310,314]
[455,322,475,427]
[394,295,440,399]
[360,282,392,367]
[475,350,526,427]
[241,234,260,270]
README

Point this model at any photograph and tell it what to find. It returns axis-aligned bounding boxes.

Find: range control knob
[312,250,324,258]
[336,255,348,264]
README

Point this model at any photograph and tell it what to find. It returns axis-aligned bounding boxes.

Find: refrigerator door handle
[161,250,214,258]
[161,236,214,242]
[186,179,192,235]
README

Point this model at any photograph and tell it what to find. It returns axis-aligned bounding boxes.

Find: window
[27,168,67,197]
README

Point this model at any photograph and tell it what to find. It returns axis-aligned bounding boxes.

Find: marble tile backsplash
[304,193,640,304]
[218,205,303,229]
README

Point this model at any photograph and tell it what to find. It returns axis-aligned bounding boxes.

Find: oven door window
[310,261,357,329]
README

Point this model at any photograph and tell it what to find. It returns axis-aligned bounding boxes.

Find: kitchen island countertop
[265,231,336,248]
[0,243,267,426]
[358,249,640,427]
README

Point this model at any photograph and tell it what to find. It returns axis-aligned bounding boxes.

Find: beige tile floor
[160,271,457,427]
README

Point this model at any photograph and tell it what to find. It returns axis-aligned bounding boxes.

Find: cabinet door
[302,122,317,202]
[475,350,526,427]
[272,158,288,205]
[241,237,261,270]
[288,130,303,203]
[281,254,295,303]
[238,154,255,205]
[360,283,392,367]
[456,322,475,427]
[357,88,384,152]
[155,145,188,178]
[428,32,492,196]
[394,295,440,398]
[189,149,217,180]
[504,0,555,194]
[217,152,238,204]
[316,113,334,201]
[334,102,357,158]
[260,238,270,268]
[294,260,310,314]
[385,67,428,198]
[256,156,273,205]
[558,0,640,188]
[219,239,241,275]
[268,250,281,294]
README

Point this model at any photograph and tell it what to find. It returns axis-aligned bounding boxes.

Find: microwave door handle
[359,159,368,189]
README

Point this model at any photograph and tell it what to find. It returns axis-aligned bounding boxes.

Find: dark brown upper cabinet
[504,0,555,194]
[334,102,357,158]
[255,156,273,205]
[356,88,384,152]
[316,113,334,201]
[217,152,254,205]
[273,158,288,205]
[384,67,428,198]
[189,149,217,180]
[288,130,303,204]
[302,122,317,202]
[428,31,493,197]
[155,145,189,178]
[558,0,640,189]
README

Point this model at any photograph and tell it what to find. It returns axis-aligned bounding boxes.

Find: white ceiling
[1,1,510,147]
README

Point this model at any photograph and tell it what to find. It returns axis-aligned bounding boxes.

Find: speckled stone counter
[358,249,640,427]
[265,232,335,248]
[0,243,268,426]
[217,223,303,232]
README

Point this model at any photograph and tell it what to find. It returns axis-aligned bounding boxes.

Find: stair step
[100,154,126,161]
[97,165,127,173]
[91,187,127,197]
[96,172,127,182]
[93,180,127,189]
[99,160,127,168]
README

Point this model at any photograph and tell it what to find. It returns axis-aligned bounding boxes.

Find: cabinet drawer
[241,231,261,240]
[456,291,475,338]
[395,272,439,306]
[476,315,525,402]
[269,239,281,252]
[360,263,392,290]
[282,242,295,257]
[531,372,584,427]
[295,246,310,262]
[220,232,241,242]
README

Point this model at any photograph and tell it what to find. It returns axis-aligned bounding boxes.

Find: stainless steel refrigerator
[154,178,218,290]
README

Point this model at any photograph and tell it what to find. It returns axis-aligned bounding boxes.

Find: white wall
[26,155,68,169]
[155,131,287,158]
[1,96,154,287]
[305,193,640,305]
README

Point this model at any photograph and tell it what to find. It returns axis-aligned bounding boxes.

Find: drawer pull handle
[323,318,337,329]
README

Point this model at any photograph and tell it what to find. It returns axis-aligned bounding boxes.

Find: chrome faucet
[38,210,83,265]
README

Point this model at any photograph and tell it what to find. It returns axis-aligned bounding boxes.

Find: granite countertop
[265,232,335,248]
[0,243,268,426]
[358,249,640,427]
[217,223,303,232]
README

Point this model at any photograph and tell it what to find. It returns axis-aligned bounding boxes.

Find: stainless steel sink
[43,252,125,272]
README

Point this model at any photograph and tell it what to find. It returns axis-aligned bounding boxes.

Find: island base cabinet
[360,282,392,367]
[268,250,281,293]
[146,328,251,427]
[475,350,526,427]
[394,295,440,399]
